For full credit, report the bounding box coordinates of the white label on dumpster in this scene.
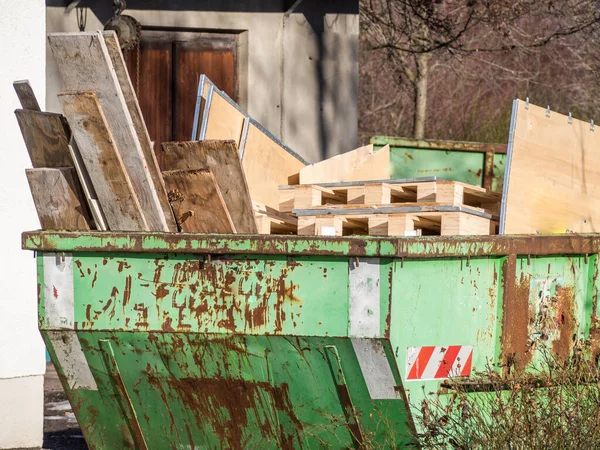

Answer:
[349,258,381,338]
[48,330,98,390]
[43,253,74,329]
[352,339,399,399]
[405,345,473,381]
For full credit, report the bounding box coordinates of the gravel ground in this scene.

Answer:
[42,363,88,450]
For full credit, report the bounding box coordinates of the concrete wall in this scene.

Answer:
[46,1,358,162]
[0,0,47,448]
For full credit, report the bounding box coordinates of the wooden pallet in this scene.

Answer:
[253,201,298,235]
[296,207,496,237]
[280,178,501,215]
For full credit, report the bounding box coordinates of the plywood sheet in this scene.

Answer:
[194,76,306,209]
[26,168,91,230]
[59,91,147,231]
[345,145,392,182]
[161,140,257,233]
[48,31,171,231]
[502,100,600,234]
[299,144,375,184]
[242,123,306,209]
[204,91,246,143]
[162,169,235,233]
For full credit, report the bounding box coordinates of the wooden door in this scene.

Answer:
[125,32,238,168]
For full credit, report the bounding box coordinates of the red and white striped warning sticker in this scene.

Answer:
[406,346,473,381]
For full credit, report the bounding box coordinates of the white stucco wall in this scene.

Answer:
[0,0,47,447]
[46,5,358,163]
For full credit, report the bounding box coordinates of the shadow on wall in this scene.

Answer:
[46,0,355,19]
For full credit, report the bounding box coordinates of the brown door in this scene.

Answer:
[125,31,238,168]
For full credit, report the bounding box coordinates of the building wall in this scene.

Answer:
[0,0,47,447]
[46,2,358,163]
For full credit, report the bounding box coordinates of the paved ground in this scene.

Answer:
[43,363,88,450]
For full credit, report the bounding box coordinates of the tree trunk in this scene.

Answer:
[412,54,430,139]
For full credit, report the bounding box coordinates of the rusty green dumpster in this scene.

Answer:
[23,231,600,449]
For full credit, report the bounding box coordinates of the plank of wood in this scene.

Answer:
[293,204,494,219]
[242,122,306,209]
[102,31,177,232]
[13,80,41,111]
[441,212,490,236]
[161,140,257,233]
[502,100,600,234]
[26,168,91,230]
[67,143,108,230]
[369,215,416,236]
[15,110,72,168]
[48,31,170,231]
[58,91,148,231]
[162,169,235,233]
[297,216,344,236]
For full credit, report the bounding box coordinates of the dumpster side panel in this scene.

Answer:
[69,253,349,336]
[389,257,502,415]
[45,332,416,449]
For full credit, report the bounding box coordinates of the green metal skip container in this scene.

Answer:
[23,231,600,449]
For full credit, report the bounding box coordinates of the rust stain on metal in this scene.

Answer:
[117,260,131,273]
[123,275,132,308]
[154,375,302,450]
[552,285,576,363]
[74,259,85,277]
[501,255,533,372]
[134,303,149,328]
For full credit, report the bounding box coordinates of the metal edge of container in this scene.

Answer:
[369,136,508,154]
[499,99,520,235]
[22,231,600,258]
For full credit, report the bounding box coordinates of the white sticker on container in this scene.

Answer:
[43,253,74,329]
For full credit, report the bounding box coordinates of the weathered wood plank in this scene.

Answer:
[102,31,177,231]
[67,143,108,230]
[162,169,235,233]
[26,168,91,230]
[161,140,257,233]
[13,80,41,111]
[14,110,72,168]
[58,90,148,231]
[48,31,170,231]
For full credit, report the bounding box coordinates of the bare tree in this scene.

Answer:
[361,0,600,139]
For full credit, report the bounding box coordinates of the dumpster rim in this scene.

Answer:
[21,230,600,258]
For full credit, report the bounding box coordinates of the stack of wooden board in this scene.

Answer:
[17,31,306,236]
[279,179,500,236]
